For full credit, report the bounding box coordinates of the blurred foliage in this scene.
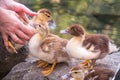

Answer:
[19,0,120,46]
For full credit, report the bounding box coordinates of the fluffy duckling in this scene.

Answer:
[7,8,55,53]
[60,24,118,68]
[61,63,115,80]
[28,8,70,76]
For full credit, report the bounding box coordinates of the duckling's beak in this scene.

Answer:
[60,29,69,34]
[61,73,72,80]
[48,19,56,30]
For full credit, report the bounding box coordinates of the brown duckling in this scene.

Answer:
[60,24,118,68]
[61,63,115,80]
[28,8,70,76]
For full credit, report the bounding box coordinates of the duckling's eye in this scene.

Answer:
[46,14,50,17]
[47,15,50,17]
[39,25,41,27]
[74,72,78,74]
[44,13,50,17]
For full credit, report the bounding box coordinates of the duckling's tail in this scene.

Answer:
[109,40,119,54]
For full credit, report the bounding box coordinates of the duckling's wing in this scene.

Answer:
[40,36,69,59]
[83,34,109,54]
[40,37,56,53]
[40,37,66,52]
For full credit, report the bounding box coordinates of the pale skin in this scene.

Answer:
[0,0,36,49]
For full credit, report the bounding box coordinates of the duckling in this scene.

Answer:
[6,8,54,53]
[61,63,115,80]
[60,24,118,68]
[28,8,70,76]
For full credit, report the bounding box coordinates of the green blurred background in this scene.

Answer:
[17,0,120,46]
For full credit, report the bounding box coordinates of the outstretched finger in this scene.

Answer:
[20,5,37,16]
[6,1,37,16]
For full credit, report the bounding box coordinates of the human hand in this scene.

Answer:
[0,0,36,23]
[0,8,35,49]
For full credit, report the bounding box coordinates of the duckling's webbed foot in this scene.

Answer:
[37,60,49,68]
[41,60,57,76]
[82,59,96,69]
[8,41,17,53]
[82,60,90,67]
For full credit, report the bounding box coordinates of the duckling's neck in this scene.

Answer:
[71,35,85,44]
[75,78,83,80]
[28,33,44,54]
[73,36,83,41]
[39,34,46,39]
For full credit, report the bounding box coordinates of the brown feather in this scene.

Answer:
[84,67,115,80]
[40,34,69,61]
[83,34,109,59]
[38,8,52,16]
[68,24,85,36]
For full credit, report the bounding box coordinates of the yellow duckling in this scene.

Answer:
[28,8,70,76]
[61,63,114,80]
[60,24,118,68]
